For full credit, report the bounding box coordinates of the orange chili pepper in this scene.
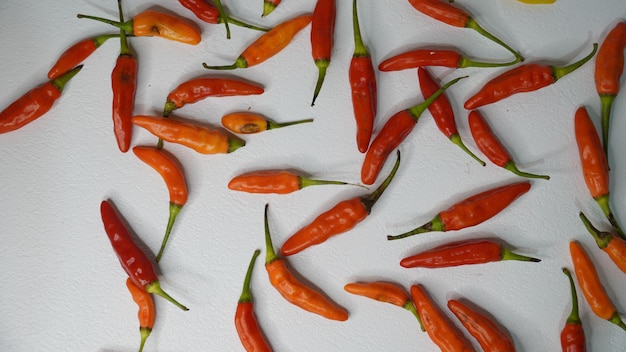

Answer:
[263,204,349,321]
[178,0,268,39]
[560,268,586,352]
[579,212,626,274]
[262,0,281,17]
[310,0,336,106]
[379,48,519,72]
[228,170,362,194]
[48,34,118,79]
[203,14,312,70]
[132,115,245,155]
[281,151,401,256]
[221,112,312,134]
[569,240,626,331]
[410,285,475,352]
[125,278,156,352]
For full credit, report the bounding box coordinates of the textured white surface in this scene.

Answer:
[1,0,626,351]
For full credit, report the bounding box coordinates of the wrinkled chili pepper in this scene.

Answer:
[400,239,540,268]
[410,285,475,352]
[468,109,550,180]
[0,65,81,134]
[100,200,189,311]
[407,0,523,62]
[263,204,349,321]
[465,44,597,110]
[360,75,466,185]
[262,0,281,17]
[310,0,336,106]
[235,249,272,352]
[579,212,626,274]
[569,240,626,331]
[178,0,269,39]
[379,48,519,72]
[132,115,245,154]
[350,0,377,153]
[228,170,363,194]
[48,34,118,79]
[281,151,401,256]
[574,106,624,238]
[388,181,531,240]
[203,14,312,70]
[561,268,586,352]
[221,112,312,134]
[133,146,188,263]
[125,278,155,352]
[418,67,484,166]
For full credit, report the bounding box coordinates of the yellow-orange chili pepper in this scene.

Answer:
[125,278,155,352]
[221,112,313,134]
[228,170,362,194]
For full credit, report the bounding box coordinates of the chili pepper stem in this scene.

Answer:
[240,249,261,302]
[155,203,183,263]
[262,3,277,17]
[387,216,445,240]
[501,247,541,262]
[563,268,582,325]
[465,17,523,62]
[264,204,279,264]
[458,55,520,68]
[608,313,626,331]
[594,194,626,239]
[449,134,485,166]
[403,300,426,332]
[311,60,329,106]
[408,76,468,119]
[51,65,83,91]
[139,327,151,352]
[352,0,368,57]
[361,150,401,212]
[214,0,232,39]
[600,94,615,159]
[268,118,314,130]
[552,43,598,81]
[76,14,132,34]
[228,137,246,153]
[144,281,189,311]
[503,161,550,180]
[219,17,269,32]
[300,176,366,190]
[203,57,248,70]
[579,211,612,248]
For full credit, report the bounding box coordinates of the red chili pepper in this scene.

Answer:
[360,76,466,185]
[560,268,586,352]
[464,44,597,110]
[447,299,516,352]
[579,212,626,274]
[388,181,531,240]
[0,65,81,134]
[418,67,484,166]
[178,0,269,39]
[235,249,272,352]
[379,48,519,72]
[262,0,281,17]
[350,0,377,153]
[221,112,312,134]
[228,169,362,194]
[125,278,155,352]
[310,0,336,106]
[407,0,522,62]
[48,34,117,79]
[100,200,188,311]
[400,239,540,268]
[281,151,401,256]
[468,110,550,179]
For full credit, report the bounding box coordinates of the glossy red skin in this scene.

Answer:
[311,0,336,62]
[448,299,516,352]
[111,54,137,153]
[0,82,62,134]
[574,106,609,198]
[166,78,264,109]
[379,49,460,71]
[178,0,220,24]
[235,303,272,352]
[350,56,377,153]
[468,110,510,167]
[561,324,586,352]
[400,239,503,268]
[418,67,457,138]
[48,38,97,79]
[408,0,469,27]
[595,22,626,96]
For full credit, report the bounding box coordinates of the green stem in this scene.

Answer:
[311,59,329,106]
[50,65,83,91]
[228,137,246,153]
[262,2,277,17]
[608,312,626,331]
[449,134,485,166]
[579,212,611,249]
[145,280,189,311]
[202,57,248,70]
[387,215,445,240]
[552,43,598,81]
[501,247,541,262]
[360,150,401,213]
[407,76,468,119]
[219,17,270,32]
[600,94,615,160]
[403,300,425,332]
[268,118,314,130]
[76,14,133,35]
[264,204,279,264]
[594,194,626,239]
[138,327,151,352]
[465,17,523,62]
[299,176,367,190]
[93,33,121,47]
[562,268,581,325]
[458,55,521,68]
[214,0,231,39]
[155,203,182,263]
[239,249,261,303]
[352,0,368,57]
[503,161,550,180]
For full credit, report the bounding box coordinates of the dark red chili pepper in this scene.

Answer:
[579,212,626,274]
[310,0,336,106]
[0,65,81,134]
[263,0,281,17]
[464,44,597,110]
[100,200,188,311]
[379,48,519,72]
[561,268,586,352]
[125,278,155,352]
[388,181,531,240]
[468,109,550,179]
[228,169,363,194]
[48,34,117,79]
[178,0,269,39]
[418,67,484,166]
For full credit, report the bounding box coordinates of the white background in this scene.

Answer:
[1,0,626,351]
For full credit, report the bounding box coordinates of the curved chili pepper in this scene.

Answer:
[595,21,626,158]
[468,110,550,179]
[410,285,475,352]
[418,67,484,165]
[400,239,540,268]
[574,106,624,238]
[132,115,245,154]
[281,151,401,256]
[465,44,597,110]
[235,249,272,352]
[132,146,188,263]
[221,112,312,134]
[228,170,363,194]
[560,268,586,352]
[360,75,466,185]
[407,0,522,61]
[48,34,117,79]
[310,0,336,106]
[350,0,377,153]
[0,65,81,134]
[262,0,281,17]
[388,181,531,240]
[379,48,519,72]
[178,0,269,39]
[447,299,515,352]
[100,200,188,311]
[263,204,349,321]
[579,212,626,274]
[203,14,312,70]
[125,278,155,352]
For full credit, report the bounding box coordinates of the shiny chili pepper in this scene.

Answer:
[360,75,466,185]
[203,14,312,70]
[465,44,597,110]
[48,34,118,79]
[569,240,626,331]
[125,278,155,352]
[178,0,269,39]
[100,200,188,311]
[132,115,245,155]
[418,67,484,166]
[388,181,531,240]
[560,268,586,352]
[310,0,336,106]
[235,249,272,352]
[221,112,312,134]
[379,48,519,72]
[281,151,401,256]
[262,0,281,17]
[350,0,377,153]
[579,212,626,274]
[574,106,624,238]
[400,239,540,268]
[410,285,475,352]
[0,65,81,134]
[133,146,188,263]
[447,299,515,352]
[407,0,522,61]
[468,109,550,179]
[228,170,362,194]
[263,204,349,321]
